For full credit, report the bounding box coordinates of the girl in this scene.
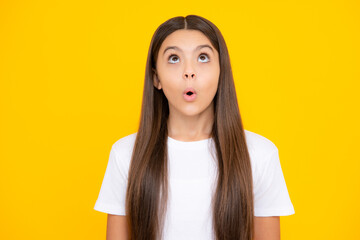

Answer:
[94,15,295,240]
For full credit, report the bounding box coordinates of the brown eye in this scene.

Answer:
[168,54,180,63]
[199,53,210,63]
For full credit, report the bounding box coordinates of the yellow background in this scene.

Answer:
[1,0,359,239]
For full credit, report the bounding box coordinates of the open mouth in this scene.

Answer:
[183,87,197,101]
[183,87,197,95]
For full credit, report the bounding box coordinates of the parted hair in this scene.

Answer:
[125,15,254,240]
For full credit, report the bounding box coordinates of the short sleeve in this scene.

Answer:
[253,148,295,216]
[94,146,127,215]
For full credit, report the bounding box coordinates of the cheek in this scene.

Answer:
[160,79,182,102]
[201,67,220,92]
[158,64,182,83]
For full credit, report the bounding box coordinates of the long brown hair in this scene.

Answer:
[125,15,254,240]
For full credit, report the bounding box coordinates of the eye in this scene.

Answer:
[168,54,180,64]
[167,52,211,64]
[198,53,210,63]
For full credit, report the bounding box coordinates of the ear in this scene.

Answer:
[152,68,162,90]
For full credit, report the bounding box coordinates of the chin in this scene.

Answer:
[181,106,208,117]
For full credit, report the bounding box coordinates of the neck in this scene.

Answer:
[167,102,214,142]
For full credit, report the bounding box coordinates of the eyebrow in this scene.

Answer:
[163,44,214,56]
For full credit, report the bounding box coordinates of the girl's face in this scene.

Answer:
[153,29,220,118]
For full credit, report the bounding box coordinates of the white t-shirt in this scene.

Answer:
[94,129,295,239]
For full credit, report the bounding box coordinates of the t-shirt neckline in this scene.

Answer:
[167,135,212,150]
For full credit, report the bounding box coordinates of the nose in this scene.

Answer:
[183,59,196,80]
[183,72,196,79]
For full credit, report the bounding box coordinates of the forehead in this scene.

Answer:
[160,29,214,51]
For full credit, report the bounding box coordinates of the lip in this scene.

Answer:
[183,87,197,95]
[183,87,197,102]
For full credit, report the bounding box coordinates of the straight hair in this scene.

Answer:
[125,15,254,240]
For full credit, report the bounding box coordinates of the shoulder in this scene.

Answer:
[111,132,137,154]
[110,132,138,168]
[244,129,278,165]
